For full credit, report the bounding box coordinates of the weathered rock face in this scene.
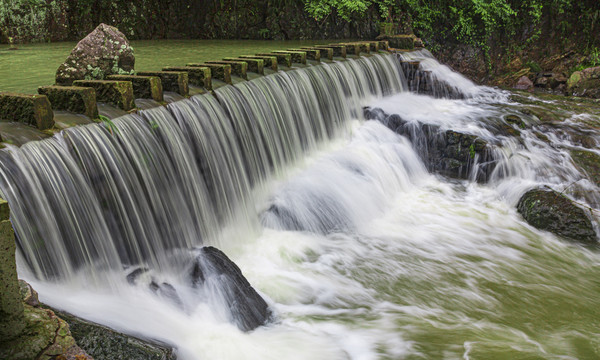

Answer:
[190,246,271,332]
[517,188,597,245]
[56,23,135,85]
[567,66,600,98]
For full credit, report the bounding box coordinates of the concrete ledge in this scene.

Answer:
[289,48,320,62]
[273,50,307,65]
[256,53,292,68]
[107,75,164,102]
[320,45,346,58]
[356,43,371,54]
[72,80,135,111]
[137,71,189,97]
[187,63,232,84]
[303,47,333,60]
[206,61,248,80]
[336,43,360,56]
[0,93,54,130]
[223,58,264,75]
[380,35,414,50]
[238,55,278,71]
[360,41,379,52]
[377,40,389,51]
[38,86,98,119]
[162,67,211,90]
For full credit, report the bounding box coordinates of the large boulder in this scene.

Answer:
[517,188,597,245]
[189,246,271,332]
[56,23,135,85]
[567,66,600,98]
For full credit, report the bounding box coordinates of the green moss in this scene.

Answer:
[0,93,55,130]
[38,86,99,119]
[72,80,135,111]
[571,150,600,187]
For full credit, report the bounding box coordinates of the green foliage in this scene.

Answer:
[526,61,542,73]
[99,115,118,135]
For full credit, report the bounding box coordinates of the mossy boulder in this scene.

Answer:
[187,63,232,84]
[517,188,597,244]
[238,55,278,71]
[571,149,600,187]
[273,50,307,64]
[53,310,176,360]
[567,66,600,98]
[206,60,248,80]
[56,23,135,85]
[0,92,54,130]
[137,71,189,96]
[223,57,264,75]
[38,85,99,119]
[107,75,164,101]
[163,66,212,90]
[256,52,292,67]
[72,80,135,111]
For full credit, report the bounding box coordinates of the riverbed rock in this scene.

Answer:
[56,23,135,85]
[189,246,271,332]
[571,149,600,187]
[53,310,176,360]
[567,66,600,98]
[517,188,597,245]
[514,75,534,91]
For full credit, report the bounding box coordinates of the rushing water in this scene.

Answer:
[3,51,600,359]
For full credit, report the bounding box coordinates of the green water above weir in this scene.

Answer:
[0,39,334,94]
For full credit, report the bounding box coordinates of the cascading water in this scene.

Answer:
[2,52,600,360]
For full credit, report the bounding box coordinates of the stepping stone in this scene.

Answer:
[187,63,232,84]
[137,71,189,97]
[238,55,278,71]
[38,85,98,119]
[205,61,248,80]
[107,75,163,102]
[0,92,54,130]
[72,80,135,111]
[288,48,320,62]
[223,57,264,75]
[162,66,211,90]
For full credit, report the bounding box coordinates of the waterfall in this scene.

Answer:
[0,54,405,281]
[2,50,599,360]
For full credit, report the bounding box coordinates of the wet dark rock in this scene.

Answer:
[53,310,176,360]
[365,108,497,182]
[189,246,271,332]
[517,188,597,245]
[126,267,149,285]
[571,149,600,187]
[56,23,135,85]
[150,281,184,309]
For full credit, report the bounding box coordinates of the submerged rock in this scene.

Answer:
[54,310,176,360]
[56,23,135,85]
[190,246,271,332]
[517,188,597,245]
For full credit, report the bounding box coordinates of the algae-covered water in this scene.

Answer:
[0,39,333,94]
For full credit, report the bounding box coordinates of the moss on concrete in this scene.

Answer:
[72,80,135,111]
[206,60,248,80]
[238,55,278,71]
[223,57,264,75]
[137,71,189,96]
[302,46,333,60]
[289,48,320,62]
[187,63,232,84]
[38,85,99,119]
[377,40,390,51]
[320,45,347,58]
[336,43,360,55]
[107,75,164,101]
[0,213,25,344]
[0,93,55,130]
[273,50,307,64]
[381,35,415,50]
[256,52,292,67]
[163,66,212,90]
